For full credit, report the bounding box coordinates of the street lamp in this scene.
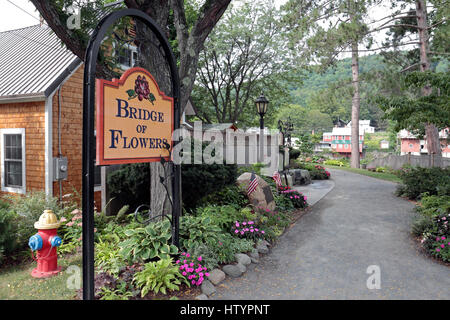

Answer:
[255,93,269,163]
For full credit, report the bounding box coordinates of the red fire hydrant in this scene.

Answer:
[28,210,62,278]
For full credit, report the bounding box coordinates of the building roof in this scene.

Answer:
[0,25,81,101]
[0,1,125,102]
[331,127,352,136]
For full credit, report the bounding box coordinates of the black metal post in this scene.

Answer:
[82,8,181,300]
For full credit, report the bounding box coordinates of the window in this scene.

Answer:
[409,144,413,148]
[344,144,348,149]
[114,43,138,69]
[1,128,26,194]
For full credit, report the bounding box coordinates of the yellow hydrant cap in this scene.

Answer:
[34,210,61,230]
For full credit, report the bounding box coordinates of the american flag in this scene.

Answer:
[273,171,282,187]
[247,172,259,195]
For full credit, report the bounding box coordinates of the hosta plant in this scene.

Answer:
[118,219,178,263]
[133,258,189,297]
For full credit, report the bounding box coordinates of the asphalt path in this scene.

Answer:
[213,168,449,299]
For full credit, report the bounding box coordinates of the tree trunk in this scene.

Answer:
[350,40,360,169]
[415,0,442,165]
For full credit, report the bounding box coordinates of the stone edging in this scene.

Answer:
[195,240,271,300]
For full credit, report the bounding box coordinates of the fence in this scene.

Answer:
[367,153,450,170]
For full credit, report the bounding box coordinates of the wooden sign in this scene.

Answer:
[96,67,174,165]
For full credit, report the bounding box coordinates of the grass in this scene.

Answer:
[0,253,82,300]
[325,165,402,183]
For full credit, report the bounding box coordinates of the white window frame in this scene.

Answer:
[113,42,138,70]
[1,128,26,194]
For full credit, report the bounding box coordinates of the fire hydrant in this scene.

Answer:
[28,210,62,278]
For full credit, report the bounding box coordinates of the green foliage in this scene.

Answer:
[95,239,127,277]
[324,159,346,167]
[196,185,248,210]
[181,141,238,210]
[0,207,17,265]
[377,71,450,136]
[179,215,222,250]
[133,258,189,297]
[194,205,248,233]
[118,219,178,263]
[213,233,255,264]
[6,192,72,250]
[107,163,150,212]
[396,166,450,200]
[184,242,219,271]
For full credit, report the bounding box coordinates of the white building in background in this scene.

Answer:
[346,120,375,134]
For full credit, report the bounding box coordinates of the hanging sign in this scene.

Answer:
[96,67,174,165]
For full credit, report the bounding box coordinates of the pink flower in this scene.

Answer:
[235,230,239,234]
[205,273,209,277]
[261,230,265,234]
[441,244,445,248]
[182,271,187,276]
[189,262,194,267]
[66,221,74,227]
[436,248,441,252]
[181,252,186,256]
[186,253,190,258]
[77,222,82,227]
[442,236,446,240]
[176,260,180,264]
[60,217,67,222]
[183,260,187,264]
[198,256,202,261]
[304,196,307,201]
[235,222,240,227]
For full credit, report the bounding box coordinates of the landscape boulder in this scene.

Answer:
[236,172,276,211]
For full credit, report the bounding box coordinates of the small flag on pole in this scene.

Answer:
[247,172,259,195]
[273,171,282,187]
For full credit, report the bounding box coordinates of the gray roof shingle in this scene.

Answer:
[0,24,81,100]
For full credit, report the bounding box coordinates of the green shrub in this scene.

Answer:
[6,192,66,249]
[107,163,150,212]
[0,208,18,265]
[182,162,238,210]
[179,215,222,250]
[133,258,188,296]
[118,219,178,263]
[196,185,247,209]
[289,148,301,160]
[95,239,127,276]
[237,163,266,176]
[184,242,219,271]
[324,159,345,167]
[396,167,450,200]
[212,233,254,264]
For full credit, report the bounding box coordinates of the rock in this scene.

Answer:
[207,268,226,285]
[292,169,311,185]
[236,172,276,211]
[236,263,246,273]
[235,253,251,266]
[222,264,243,278]
[256,242,269,254]
[201,280,216,296]
[249,250,259,263]
[195,294,209,300]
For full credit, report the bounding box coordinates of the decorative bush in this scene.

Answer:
[212,233,254,264]
[278,185,308,208]
[176,252,210,286]
[194,205,251,233]
[133,258,188,296]
[107,163,150,212]
[231,220,265,240]
[396,166,450,200]
[324,159,345,167]
[196,185,248,209]
[95,239,127,277]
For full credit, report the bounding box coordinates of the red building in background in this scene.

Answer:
[398,129,450,158]
[322,127,364,157]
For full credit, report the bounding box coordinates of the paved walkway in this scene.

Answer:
[213,169,449,299]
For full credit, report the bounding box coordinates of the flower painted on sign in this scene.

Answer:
[126,75,156,104]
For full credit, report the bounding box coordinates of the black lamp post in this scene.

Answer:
[255,93,269,163]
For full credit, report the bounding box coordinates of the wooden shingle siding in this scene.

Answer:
[0,101,46,194]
